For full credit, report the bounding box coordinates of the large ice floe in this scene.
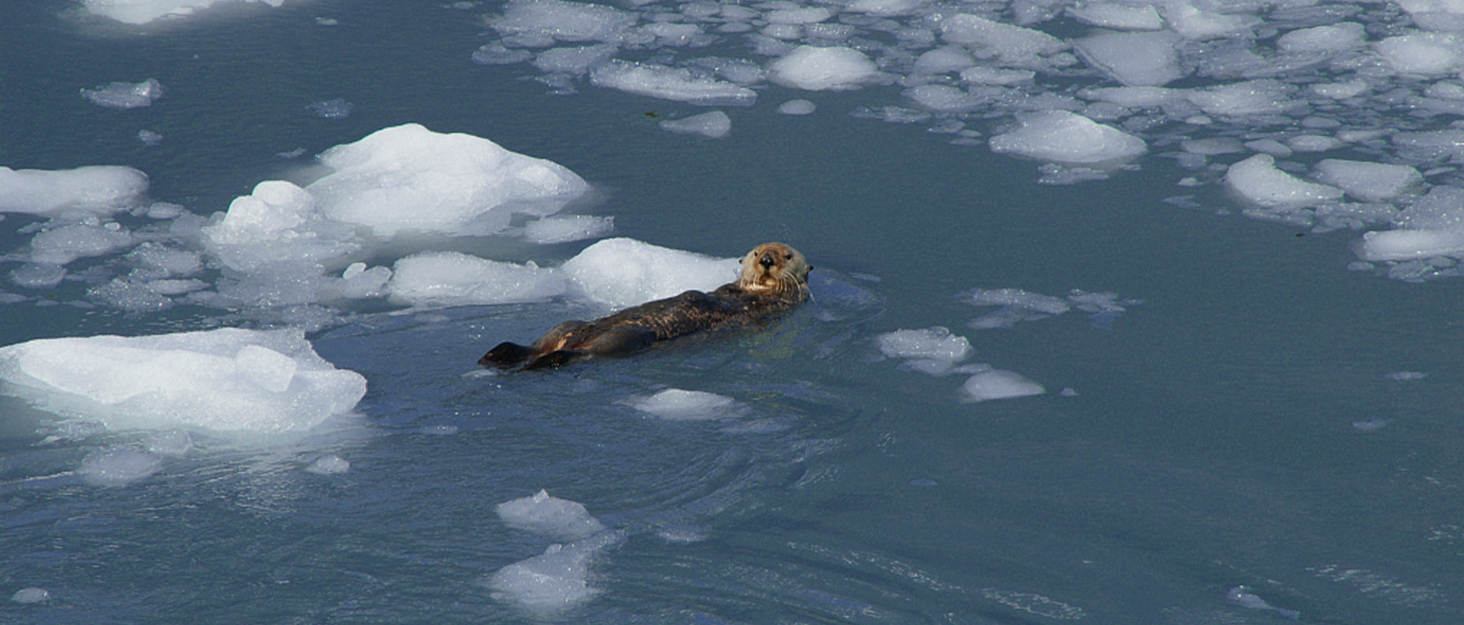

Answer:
[0,328,366,433]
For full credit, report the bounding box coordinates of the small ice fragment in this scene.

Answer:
[496,489,607,540]
[625,388,737,421]
[769,45,880,91]
[79,448,163,486]
[522,215,614,244]
[876,327,971,375]
[1351,417,1392,431]
[137,129,163,145]
[81,78,164,109]
[772,98,819,114]
[1385,371,1426,381]
[306,98,353,119]
[1226,585,1300,619]
[659,111,731,138]
[144,430,192,456]
[11,587,49,604]
[961,370,1045,402]
[306,455,350,474]
[989,111,1146,165]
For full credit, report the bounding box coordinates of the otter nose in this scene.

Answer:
[759,253,776,269]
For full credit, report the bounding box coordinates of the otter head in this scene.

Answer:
[736,242,811,294]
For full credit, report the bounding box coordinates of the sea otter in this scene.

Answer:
[479,242,812,370]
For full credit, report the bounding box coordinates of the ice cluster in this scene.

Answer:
[876,326,1046,402]
[0,124,685,324]
[959,287,1141,330]
[491,490,622,614]
[0,328,367,433]
[452,0,1464,280]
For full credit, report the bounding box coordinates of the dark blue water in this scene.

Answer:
[2,1,1462,623]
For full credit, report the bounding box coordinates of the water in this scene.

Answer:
[3,0,1464,623]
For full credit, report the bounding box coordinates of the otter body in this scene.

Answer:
[480,242,811,371]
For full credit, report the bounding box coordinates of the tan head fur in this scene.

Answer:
[736,242,811,294]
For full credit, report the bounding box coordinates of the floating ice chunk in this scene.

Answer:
[659,111,732,138]
[28,222,133,266]
[1067,1,1163,30]
[938,14,1066,67]
[640,22,702,46]
[1185,79,1296,117]
[1313,160,1422,202]
[307,124,590,236]
[1397,186,1464,229]
[523,215,614,244]
[10,264,66,289]
[0,166,149,216]
[1352,416,1392,431]
[0,328,367,433]
[844,0,926,16]
[1079,86,1177,107]
[625,388,737,420]
[559,238,739,309]
[1182,137,1245,155]
[387,252,566,307]
[489,532,621,614]
[961,288,1072,314]
[1074,31,1181,87]
[1162,2,1256,40]
[144,430,193,456]
[493,0,636,42]
[1286,135,1342,153]
[989,111,1146,165]
[961,370,1045,402]
[1358,229,1464,261]
[1226,585,1301,619]
[1376,33,1461,76]
[1310,80,1369,99]
[11,587,49,604]
[906,84,983,112]
[137,129,163,145]
[1278,23,1365,54]
[960,66,1036,85]
[1386,371,1427,380]
[777,99,816,114]
[306,98,353,119]
[82,0,288,24]
[1225,154,1343,208]
[497,489,608,540]
[202,180,361,275]
[767,7,834,23]
[81,78,163,109]
[78,448,163,486]
[877,327,971,375]
[769,46,880,91]
[472,43,534,65]
[533,44,617,74]
[590,60,757,105]
[913,46,976,74]
[306,454,350,474]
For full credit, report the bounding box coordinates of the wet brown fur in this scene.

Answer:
[479,242,812,370]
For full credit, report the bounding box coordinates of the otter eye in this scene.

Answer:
[784,253,792,259]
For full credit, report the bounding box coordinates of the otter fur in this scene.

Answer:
[479,242,811,370]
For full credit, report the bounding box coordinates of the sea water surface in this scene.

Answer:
[2,0,1463,623]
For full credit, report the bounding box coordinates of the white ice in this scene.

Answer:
[78,447,163,486]
[306,454,350,474]
[590,60,757,105]
[81,78,164,109]
[559,238,738,309]
[497,489,608,539]
[522,215,614,244]
[769,46,881,91]
[962,370,1045,402]
[489,530,622,615]
[876,327,972,375]
[0,166,149,216]
[10,588,49,604]
[938,14,1067,67]
[625,388,738,421]
[988,111,1146,165]
[307,124,590,236]
[1072,31,1181,87]
[1358,229,1464,261]
[1225,154,1344,209]
[777,99,816,115]
[1312,160,1422,203]
[0,328,366,433]
[659,111,732,138]
[387,251,566,307]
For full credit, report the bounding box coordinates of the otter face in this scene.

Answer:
[737,242,811,293]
